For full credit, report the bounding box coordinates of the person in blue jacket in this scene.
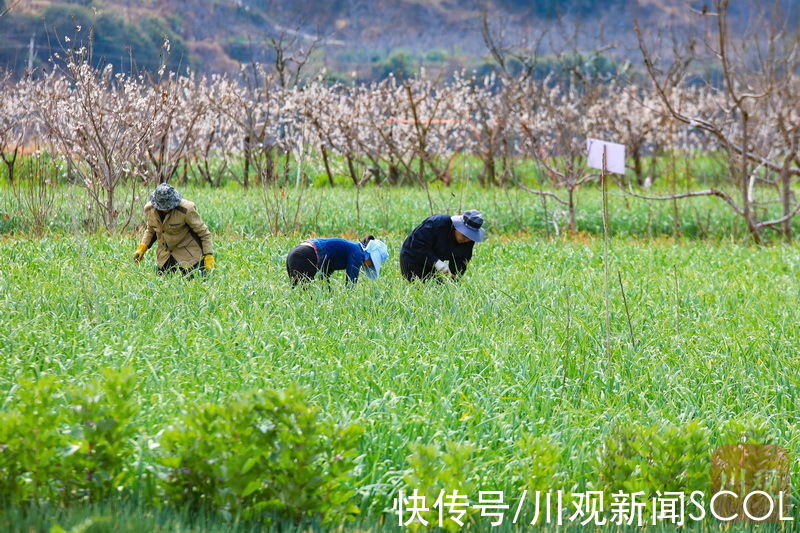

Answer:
[286,235,389,286]
[399,209,486,281]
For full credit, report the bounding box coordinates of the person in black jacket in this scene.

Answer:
[399,209,486,281]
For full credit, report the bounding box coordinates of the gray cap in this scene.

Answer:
[150,183,182,211]
[451,209,486,242]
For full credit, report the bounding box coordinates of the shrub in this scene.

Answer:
[507,434,563,493]
[158,387,362,525]
[10,155,58,235]
[61,368,138,503]
[0,369,137,506]
[596,419,710,495]
[0,377,65,506]
[713,416,786,501]
[402,441,477,531]
[372,49,416,81]
[718,415,776,445]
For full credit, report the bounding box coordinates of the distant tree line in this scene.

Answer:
[494,0,628,18]
[0,3,189,74]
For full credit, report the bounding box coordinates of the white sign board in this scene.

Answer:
[587,138,626,175]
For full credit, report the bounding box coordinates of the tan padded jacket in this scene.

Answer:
[140,199,214,267]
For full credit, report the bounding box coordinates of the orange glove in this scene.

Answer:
[203,254,215,271]
[133,243,148,263]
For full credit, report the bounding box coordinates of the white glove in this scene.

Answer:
[434,259,451,275]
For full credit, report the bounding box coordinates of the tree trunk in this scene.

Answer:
[105,183,115,231]
[568,187,576,233]
[739,117,761,243]
[649,148,659,186]
[320,146,335,187]
[2,146,18,184]
[781,161,792,241]
[632,145,643,186]
[346,155,359,187]
[242,135,251,188]
[483,153,495,187]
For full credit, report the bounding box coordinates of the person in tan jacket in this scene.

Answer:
[133,183,215,275]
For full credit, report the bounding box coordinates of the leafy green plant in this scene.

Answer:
[62,368,138,503]
[0,376,65,506]
[0,370,138,507]
[507,434,563,493]
[402,441,477,531]
[596,420,711,495]
[713,416,786,500]
[718,416,775,445]
[158,387,362,525]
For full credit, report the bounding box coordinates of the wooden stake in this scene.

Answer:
[602,146,611,362]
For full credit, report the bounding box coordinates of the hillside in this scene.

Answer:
[0,0,794,79]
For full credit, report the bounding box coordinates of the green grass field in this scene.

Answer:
[0,181,783,239]
[1,185,799,530]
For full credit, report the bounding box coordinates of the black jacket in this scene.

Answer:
[400,214,474,277]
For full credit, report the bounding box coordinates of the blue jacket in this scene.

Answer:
[309,238,368,282]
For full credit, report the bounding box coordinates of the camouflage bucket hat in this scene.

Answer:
[150,183,182,211]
